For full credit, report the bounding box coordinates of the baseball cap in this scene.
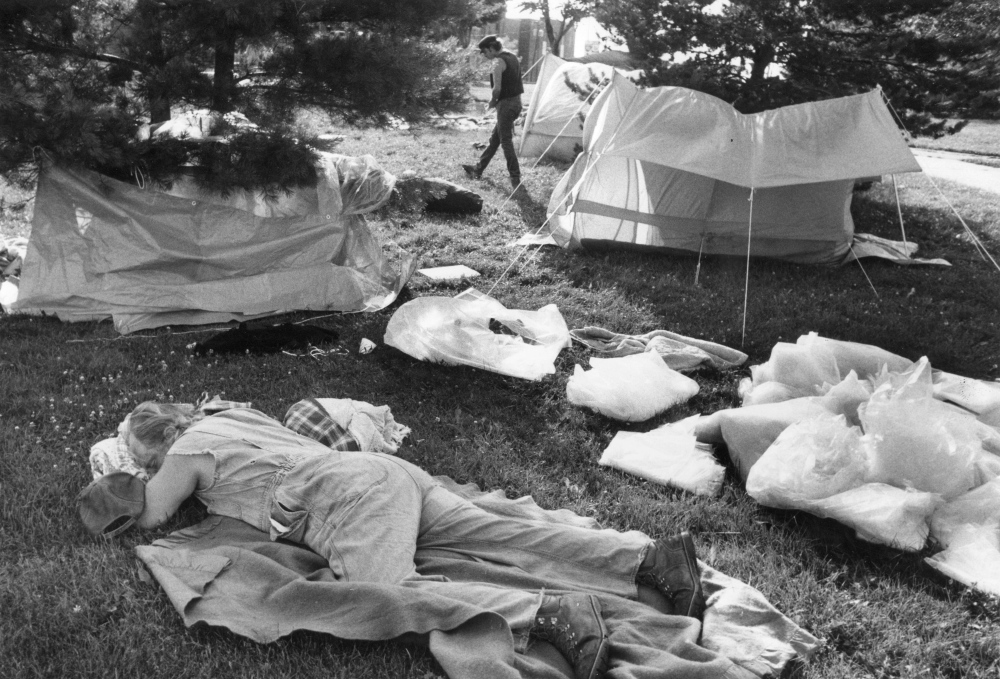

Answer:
[77,471,146,538]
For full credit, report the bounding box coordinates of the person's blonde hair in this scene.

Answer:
[127,402,203,449]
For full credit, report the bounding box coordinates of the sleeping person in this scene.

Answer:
[120,401,706,679]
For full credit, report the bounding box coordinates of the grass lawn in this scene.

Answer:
[909,119,1000,158]
[2,114,1000,679]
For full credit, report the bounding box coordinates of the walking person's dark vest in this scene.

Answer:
[491,51,524,100]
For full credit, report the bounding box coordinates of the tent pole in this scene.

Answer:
[741,188,755,348]
[891,174,908,247]
[694,234,705,286]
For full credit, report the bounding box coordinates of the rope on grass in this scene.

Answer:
[64,325,234,343]
[485,149,607,297]
[847,243,881,299]
[486,78,634,298]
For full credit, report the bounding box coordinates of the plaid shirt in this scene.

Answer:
[283,398,360,452]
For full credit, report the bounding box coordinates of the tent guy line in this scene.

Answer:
[881,94,1000,272]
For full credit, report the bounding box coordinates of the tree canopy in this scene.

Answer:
[0,0,487,192]
[592,0,1000,137]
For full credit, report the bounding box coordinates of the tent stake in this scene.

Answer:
[891,174,908,247]
[741,188,755,348]
[694,234,705,286]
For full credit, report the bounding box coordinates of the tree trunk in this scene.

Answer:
[212,32,237,113]
[748,41,775,87]
[739,41,776,110]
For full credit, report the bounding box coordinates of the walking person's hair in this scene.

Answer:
[477,35,502,52]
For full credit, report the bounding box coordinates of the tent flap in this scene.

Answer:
[16,153,413,332]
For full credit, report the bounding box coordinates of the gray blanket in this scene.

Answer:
[136,479,817,679]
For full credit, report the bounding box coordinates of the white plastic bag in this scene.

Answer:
[807,483,942,552]
[749,341,840,393]
[566,351,699,422]
[924,530,1000,597]
[383,288,570,381]
[924,479,1000,596]
[715,397,831,481]
[600,425,725,496]
[746,413,867,507]
[860,357,980,500]
[929,478,1000,549]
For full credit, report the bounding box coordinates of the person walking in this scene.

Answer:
[463,35,524,190]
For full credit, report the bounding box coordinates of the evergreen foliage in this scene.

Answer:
[592,0,1000,136]
[0,0,482,193]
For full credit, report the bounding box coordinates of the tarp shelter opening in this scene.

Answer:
[545,74,926,265]
[14,152,415,334]
[519,54,640,163]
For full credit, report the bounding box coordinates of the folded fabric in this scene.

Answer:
[599,425,725,496]
[285,397,410,454]
[570,326,748,372]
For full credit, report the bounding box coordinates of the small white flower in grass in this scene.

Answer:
[73,605,82,613]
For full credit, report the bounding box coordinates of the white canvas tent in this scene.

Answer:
[519,53,639,162]
[14,152,415,333]
[544,73,925,265]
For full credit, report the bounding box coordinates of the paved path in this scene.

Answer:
[911,148,1000,196]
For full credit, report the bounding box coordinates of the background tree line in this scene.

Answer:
[2,0,997,195]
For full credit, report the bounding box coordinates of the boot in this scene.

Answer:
[510,175,522,190]
[531,593,610,679]
[636,531,705,620]
[462,163,482,179]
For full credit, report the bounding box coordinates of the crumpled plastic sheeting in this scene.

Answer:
[745,332,1000,426]
[924,479,1000,596]
[746,414,868,506]
[16,153,412,333]
[860,358,980,500]
[804,484,943,552]
[599,422,725,496]
[569,326,748,372]
[383,288,571,381]
[708,398,831,482]
[727,332,1000,571]
[567,351,700,422]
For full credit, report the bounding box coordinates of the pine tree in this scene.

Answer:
[593,0,1000,136]
[0,0,481,193]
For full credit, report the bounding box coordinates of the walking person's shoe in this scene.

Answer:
[462,163,482,179]
[510,175,523,191]
[531,593,610,679]
[636,531,705,620]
